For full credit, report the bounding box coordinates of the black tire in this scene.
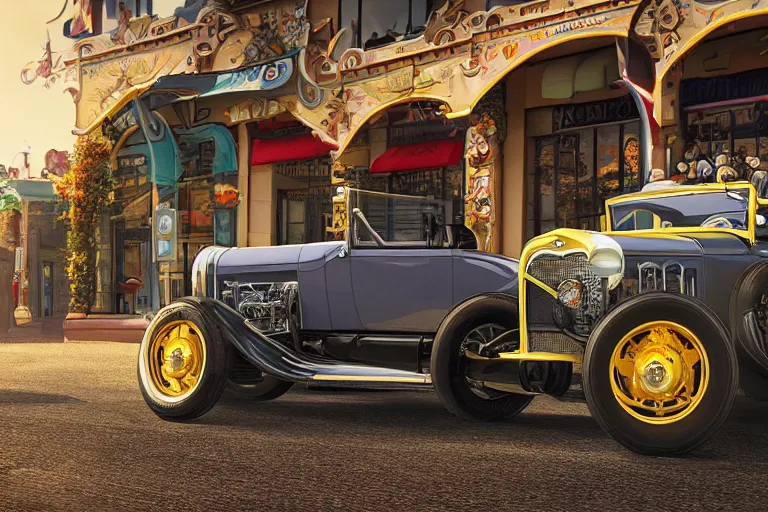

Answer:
[739,365,768,401]
[732,264,768,373]
[138,301,233,421]
[226,354,294,401]
[583,292,738,456]
[431,294,533,421]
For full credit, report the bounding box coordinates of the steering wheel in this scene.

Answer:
[700,214,742,229]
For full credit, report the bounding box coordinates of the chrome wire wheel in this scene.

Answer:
[461,323,509,356]
[147,320,207,399]
[610,321,709,425]
[460,323,513,399]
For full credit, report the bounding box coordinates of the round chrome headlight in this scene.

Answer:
[557,279,583,309]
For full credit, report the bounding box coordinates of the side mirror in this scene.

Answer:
[661,221,673,228]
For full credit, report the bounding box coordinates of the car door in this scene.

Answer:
[349,247,454,332]
[323,244,365,332]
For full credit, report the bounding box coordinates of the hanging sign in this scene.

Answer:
[155,207,178,262]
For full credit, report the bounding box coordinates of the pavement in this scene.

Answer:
[1,342,768,512]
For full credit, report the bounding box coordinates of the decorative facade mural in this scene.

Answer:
[328,161,349,241]
[464,85,505,253]
[24,0,310,133]
[42,150,71,178]
[295,0,644,156]
[633,0,768,123]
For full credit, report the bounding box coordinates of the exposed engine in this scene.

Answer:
[221,281,299,335]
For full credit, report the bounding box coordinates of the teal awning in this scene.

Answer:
[176,125,237,175]
[8,179,57,202]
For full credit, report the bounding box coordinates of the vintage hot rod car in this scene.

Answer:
[139,184,768,456]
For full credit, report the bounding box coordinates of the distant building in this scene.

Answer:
[0,179,68,334]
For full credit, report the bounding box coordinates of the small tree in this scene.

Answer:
[54,135,114,314]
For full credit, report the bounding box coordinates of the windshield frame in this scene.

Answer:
[604,184,757,243]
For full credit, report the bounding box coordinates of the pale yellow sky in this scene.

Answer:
[0,0,180,176]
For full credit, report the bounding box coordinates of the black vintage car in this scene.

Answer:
[138,184,768,456]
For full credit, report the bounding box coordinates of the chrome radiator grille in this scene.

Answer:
[528,332,584,355]
[527,253,593,289]
[526,253,604,338]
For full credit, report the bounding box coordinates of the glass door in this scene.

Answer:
[42,262,53,317]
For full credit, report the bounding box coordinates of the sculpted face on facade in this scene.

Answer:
[20,0,768,256]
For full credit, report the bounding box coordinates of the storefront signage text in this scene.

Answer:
[680,69,768,108]
[275,158,332,179]
[543,15,608,38]
[553,95,639,132]
[284,186,333,200]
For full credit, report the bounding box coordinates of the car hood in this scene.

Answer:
[607,232,750,257]
[216,241,346,275]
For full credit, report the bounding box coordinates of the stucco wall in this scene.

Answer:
[1,4,77,176]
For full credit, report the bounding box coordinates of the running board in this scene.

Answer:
[178,297,432,386]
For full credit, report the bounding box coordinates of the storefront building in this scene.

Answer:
[23,0,768,325]
[0,180,69,332]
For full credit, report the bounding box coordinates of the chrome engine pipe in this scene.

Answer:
[177,297,432,385]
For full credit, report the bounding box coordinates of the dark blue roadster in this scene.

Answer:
[138,183,768,456]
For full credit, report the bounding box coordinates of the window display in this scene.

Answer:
[530,119,641,238]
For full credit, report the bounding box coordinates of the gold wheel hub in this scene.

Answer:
[148,320,206,398]
[610,322,709,424]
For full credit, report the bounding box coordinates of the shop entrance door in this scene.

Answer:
[278,191,333,245]
[42,262,53,317]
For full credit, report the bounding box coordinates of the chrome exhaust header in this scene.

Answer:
[177,297,432,386]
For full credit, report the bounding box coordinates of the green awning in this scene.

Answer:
[8,179,57,202]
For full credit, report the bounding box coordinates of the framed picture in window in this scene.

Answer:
[214,210,236,247]
[190,187,213,230]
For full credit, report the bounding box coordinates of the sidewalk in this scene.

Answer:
[0,316,65,343]
[63,314,149,343]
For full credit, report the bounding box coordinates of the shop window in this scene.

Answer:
[534,139,557,235]
[682,104,768,174]
[283,199,307,245]
[597,126,620,208]
[623,122,640,192]
[340,0,436,49]
[530,120,641,238]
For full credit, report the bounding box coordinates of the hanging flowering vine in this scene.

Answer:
[53,135,114,314]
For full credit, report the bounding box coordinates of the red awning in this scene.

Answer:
[370,139,464,174]
[251,134,337,165]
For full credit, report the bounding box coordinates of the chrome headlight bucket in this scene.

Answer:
[588,234,624,290]
[191,246,229,298]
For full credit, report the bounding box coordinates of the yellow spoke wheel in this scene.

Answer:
[148,320,207,398]
[609,321,709,425]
